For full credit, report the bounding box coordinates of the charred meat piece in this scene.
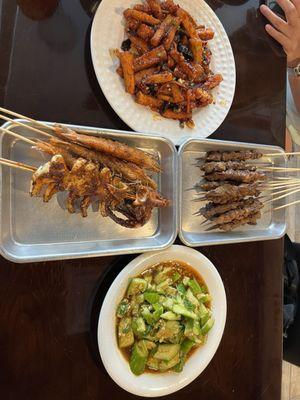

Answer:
[204,183,261,204]
[198,180,238,191]
[209,199,263,225]
[206,150,263,162]
[199,197,257,219]
[217,211,262,231]
[204,169,266,183]
[200,161,257,174]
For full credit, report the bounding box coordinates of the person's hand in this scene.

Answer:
[260,0,300,67]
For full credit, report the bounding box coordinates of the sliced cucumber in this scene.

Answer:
[129,341,148,375]
[160,311,181,321]
[173,304,198,320]
[159,352,180,371]
[127,278,148,296]
[153,344,180,361]
[118,317,134,348]
[201,317,214,335]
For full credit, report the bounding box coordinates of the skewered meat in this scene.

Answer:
[197,180,238,191]
[35,141,77,168]
[208,199,263,225]
[54,125,160,172]
[203,183,261,204]
[200,161,256,174]
[199,197,257,219]
[205,150,263,162]
[217,211,262,231]
[205,169,266,183]
[195,149,265,232]
[47,137,158,190]
[30,155,168,226]
[105,187,168,228]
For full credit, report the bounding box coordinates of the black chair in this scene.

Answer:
[283,236,300,367]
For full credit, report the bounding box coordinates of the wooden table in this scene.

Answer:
[0,0,286,399]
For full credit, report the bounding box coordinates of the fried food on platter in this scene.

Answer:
[115,0,222,128]
[53,125,160,172]
[47,138,158,190]
[30,154,169,226]
[119,51,135,95]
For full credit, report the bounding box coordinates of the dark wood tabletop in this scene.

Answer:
[0,0,286,399]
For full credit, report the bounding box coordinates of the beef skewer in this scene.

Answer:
[205,150,263,162]
[204,169,266,183]
[195,183,261,204]
[200,161,257,174]
[206,211,262,232]
[197,197,258,219]
[195,180,242,192]
[206,199,263,225]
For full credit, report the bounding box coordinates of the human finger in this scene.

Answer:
[290,0,300,16]
[265,23,291,49]
[260,5,289,33]
[276,0,298,24]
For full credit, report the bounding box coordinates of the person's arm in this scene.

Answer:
[289,68,300,113]
[260,0,300,111]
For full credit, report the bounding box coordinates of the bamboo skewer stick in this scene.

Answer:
[0,107,55,132]
[263,183,300,191]
[264,182,300,189]
[260,166,300,171]
[274,199,300,211]
[265,152,300,157]
[0,157,37,172]
[264,186,300,205]
[270,177,300,181]
[0,126,36,145]
[267,179,300,186]
[268,185,300,197]
[0,114,52,138]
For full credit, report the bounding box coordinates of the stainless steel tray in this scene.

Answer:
[178,138,287,247]
[0,121,177,262]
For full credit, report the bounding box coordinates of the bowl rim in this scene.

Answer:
[97,245,227,397]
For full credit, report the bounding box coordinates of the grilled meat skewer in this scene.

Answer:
[208,200,263,225]
[205,169,266,183]
[197,180,239,191]
[200,161,257,174]
[199,197,258,219]
[217,211,262,231]
[203,183,261,204]
[205,150,263,162]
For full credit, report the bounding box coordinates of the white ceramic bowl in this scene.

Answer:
[98,245,227,397]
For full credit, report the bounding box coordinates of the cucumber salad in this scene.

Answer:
[116,260,214,375]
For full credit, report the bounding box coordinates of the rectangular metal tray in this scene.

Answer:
[0,121,177,262]
[178,138,287,247]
